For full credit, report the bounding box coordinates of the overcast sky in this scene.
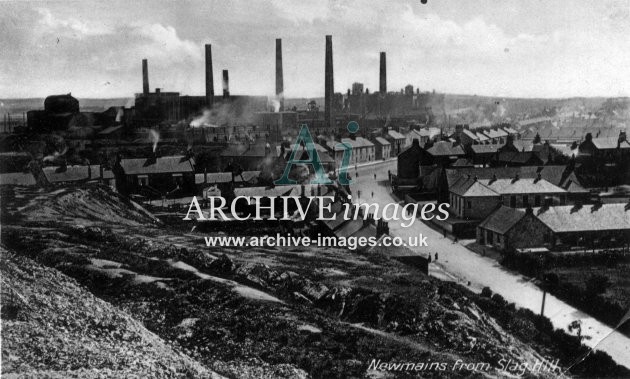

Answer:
[1,0,629,99]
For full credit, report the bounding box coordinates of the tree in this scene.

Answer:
[533,133,541,144]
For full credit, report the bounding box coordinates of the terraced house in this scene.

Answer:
[449,173,567,220]
[478,202,630,252]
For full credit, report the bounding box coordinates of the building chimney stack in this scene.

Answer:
[276,38,284,111]
[142,59,149,95]
[379,52,386,95]
[205,44,214,107]
[324,35,334,129]
[222,70,229,99]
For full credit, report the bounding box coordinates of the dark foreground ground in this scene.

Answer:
[1,184,628,378]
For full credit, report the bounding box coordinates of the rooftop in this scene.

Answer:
[478,206,527,234]
[533,203,630,233]
[119,156,194,175]
[42,165,101,183]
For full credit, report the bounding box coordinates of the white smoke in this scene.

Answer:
[115,107,124,123]
[190,109,218,128]
[269,92,283,112]
[149,129,160,153]
[270,99,281,113]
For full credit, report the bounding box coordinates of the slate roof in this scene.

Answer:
[452,158,474,167]
[478,206,527,234]
[341,137,374,148]
[195,170,261,185]
[481,178,565,195]
[336,219,365,239]
[591,137,630,150]
[426,141,465,157]
[462,129,479,140]
[451,175,566,197]
[375,137,390,146]
[475,132,490,142]
[387,130,406,140]
[119,156,194,175]
[533,203,630,233]
[495,128,509,137]
[445,165,588,194]
[42,165,102,183]
[497,151,542,164]
[0,172,37,186]
[471,144,502,154]
[484,129,502,139]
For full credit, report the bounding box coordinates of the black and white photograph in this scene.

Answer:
[1,0,629,377]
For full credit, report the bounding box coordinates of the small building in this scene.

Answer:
[42,165,102,185]
[397,139,422,181]
[0,172,37,186]
[425,141,465,167]
[438,165,587,204]
[449,174,567,220]
[469,144,502,166]
[386,130,407,156]
[478,202,630,252]
[326,137,375,165]
[477,206,548,252]
[578,132,630,162]
[373,137,391,160]
[114,155,196,197]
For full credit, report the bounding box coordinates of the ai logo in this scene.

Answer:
[274,121,360,186]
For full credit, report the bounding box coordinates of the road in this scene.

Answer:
[348,159,630,370]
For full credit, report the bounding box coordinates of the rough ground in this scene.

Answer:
[1,184,627,378]
[1,249,223,378]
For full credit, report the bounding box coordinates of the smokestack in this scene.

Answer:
[222,70,229,99]
[379,52,386,95]
[205,44,214,107]
[276,38,284,111]
[142,59,149,95]
[324,35,334,129]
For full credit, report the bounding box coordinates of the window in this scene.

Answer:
[467,201,472,209]
[534,195,541,207]
[510,195,516,207]
[523,195,529,207]
[138,175,148,186]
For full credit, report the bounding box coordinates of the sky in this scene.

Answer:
[1,0,629,99]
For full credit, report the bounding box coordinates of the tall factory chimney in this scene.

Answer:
[324,35,334,129]
[222,70,230,99]
[205,44,214,107]
[275,38,284,111]
[142,59,149,95]
[379,52,386,95]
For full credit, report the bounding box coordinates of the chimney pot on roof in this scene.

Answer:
[512,173,519,183]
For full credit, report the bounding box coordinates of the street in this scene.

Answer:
[349,158,630,369]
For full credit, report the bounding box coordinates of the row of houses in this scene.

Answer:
[477,202,630,252]
[0,164,115,188]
